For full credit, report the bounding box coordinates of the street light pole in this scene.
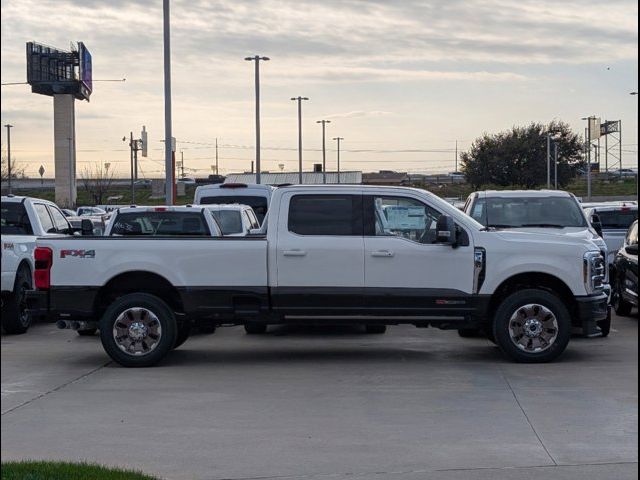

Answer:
[245,55,269,184]
[4,124,13,194]
[316,120,331,184]
[333,136,344,184]
[291,96,308,184]
[546,133,551,189]
[163,0,174,205]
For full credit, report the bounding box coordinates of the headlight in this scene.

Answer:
[583,251,606,294]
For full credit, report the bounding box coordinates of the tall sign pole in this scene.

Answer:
[554,143,558,190]
[546,133,551,189]
[4,124,13,194]
[291,96,309,184]
[163,0,174,204]
[333,136,344,184]
[316,120,331,184]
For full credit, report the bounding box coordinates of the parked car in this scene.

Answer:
[194,183,274,224]
[177,177,197,185]
[610,220,638,317]
[200,204,260,236]
[61,208,77,217]
[613,168,638,178]
[134,179,152,187]
[1,195,75,334]
[76,206,107,217]
[28,185,609,367]
[583,202,638,264]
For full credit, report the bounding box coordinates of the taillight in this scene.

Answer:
[34,247,53,290]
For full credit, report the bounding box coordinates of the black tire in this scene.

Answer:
[99,293,177,367]
[457,328,482,338]
[493,289,571,363]
[612,282,633,316]
[198,320,217,334]
[77,328,98,336]
[2,266,32,335]
[244,322,267,334]
[365,325,387,334]
[597,310,611,338]
[174,322,191,349]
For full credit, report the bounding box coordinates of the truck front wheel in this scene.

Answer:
[99,293,177,367]
[493,289,570,363]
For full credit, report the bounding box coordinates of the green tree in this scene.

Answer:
[460,121,584,189]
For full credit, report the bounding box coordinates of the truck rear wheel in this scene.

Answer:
[99,293,177,367]
[493,289,570,363]
[2,266,33,335]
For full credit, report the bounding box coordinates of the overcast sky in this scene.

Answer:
[1,0,638,177]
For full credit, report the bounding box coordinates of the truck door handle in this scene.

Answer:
[371,250,394,257]
[283,249,307,257]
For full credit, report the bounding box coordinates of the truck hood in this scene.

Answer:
[492,227,606,251]
[489,229,601,252]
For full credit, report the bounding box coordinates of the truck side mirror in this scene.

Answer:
[591,214,603,237]
[436,215,457,246]
[625,244,638,255]
[81,219,94,236]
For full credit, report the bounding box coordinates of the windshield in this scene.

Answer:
[597,209,638,229]
[470,196,587,228]
[200,195,268,223]
[210,210,243,234]
[1,202,34,235]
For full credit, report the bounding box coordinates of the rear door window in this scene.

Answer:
[33,203,55,233]
[48,206,72,233]
[288,195,362,236]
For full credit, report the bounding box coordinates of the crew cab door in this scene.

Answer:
[274,192,364,315]
[362,194,475,315]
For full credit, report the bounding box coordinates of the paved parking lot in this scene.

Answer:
[1,313,637,480]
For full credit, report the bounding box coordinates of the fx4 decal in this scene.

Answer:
[60,249,96,259]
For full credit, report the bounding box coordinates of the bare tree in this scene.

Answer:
[1,151,26,182]
[81,163,115,205]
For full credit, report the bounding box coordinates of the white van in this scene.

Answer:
[193,183,275,224]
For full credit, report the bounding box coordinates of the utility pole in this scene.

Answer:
[582,116,595,201]
[333,136,344,184]
[245,55,269,184]
[4,124,13,194]
[163,0,174,204]
[291,96,309,184]
[546,133,551,189]
[316,120,331,183]
[554,143,558,189]
[215,137,219,175]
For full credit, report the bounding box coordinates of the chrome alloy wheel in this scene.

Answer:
[112,307,162,356]
[508,303,558,353]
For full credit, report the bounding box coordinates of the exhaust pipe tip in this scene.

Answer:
[56,320,68,329]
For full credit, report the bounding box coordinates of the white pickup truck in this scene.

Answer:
[27,185,609,367]
[1,195,75,333]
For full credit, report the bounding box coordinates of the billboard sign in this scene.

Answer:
[600,120,620,136]
[588,117,601,141]
[78,42,92,101]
